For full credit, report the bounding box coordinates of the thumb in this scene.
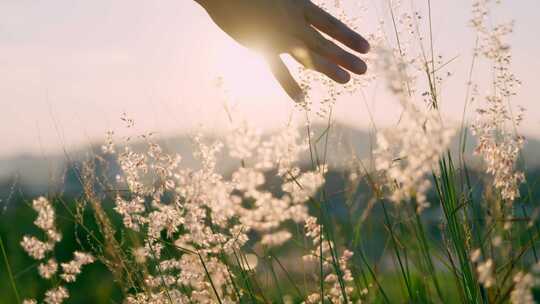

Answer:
[266,55,305,103]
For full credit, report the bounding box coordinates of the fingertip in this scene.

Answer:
[267,55,305,103]
[335,69,351,84]
[352,58,367,75]
[358,61,367,74]
[357,39,370,54]
[306,3,371,55]
[347,34,370,54]
[283,79,305,103]
[285,83,305,104]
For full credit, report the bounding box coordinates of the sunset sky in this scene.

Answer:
[1,0,539,158]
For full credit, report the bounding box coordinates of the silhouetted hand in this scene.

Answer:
[195,0,370,102]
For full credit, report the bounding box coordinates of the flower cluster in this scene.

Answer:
[104,120,328,302]
[44,287,69,304]
[510,272,535,304]
[470,0,525,204]
[374,48,454,212]
[20,197,94,304]
[38,258,58,279]
[60,252,95,282]
[20,197,61,260]
[303,216,356,303]
[476,259,495,288]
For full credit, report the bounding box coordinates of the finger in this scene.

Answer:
[290,45,350,84]
[301,26,367,75]
[266,55,304,103]
[305,2,370,54]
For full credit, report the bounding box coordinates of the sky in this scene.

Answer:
[0,0,539,158]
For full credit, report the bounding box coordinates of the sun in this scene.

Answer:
[213,43,290,102]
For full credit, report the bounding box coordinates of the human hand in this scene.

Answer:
[196,0,370,102]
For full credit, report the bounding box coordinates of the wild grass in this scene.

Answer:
[1,0,538,303]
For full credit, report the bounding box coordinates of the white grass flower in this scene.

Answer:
[38,258,58,279]
[26,197,62,245]
[226,121,261,159]
[477,259,495,288]
[306,293,321,304]
[511,272,535,304]
[255,124,307,175]
[60,251,95,283]
[470,0,525,204]
[32,197,57,235]
[327,249,355,303]
[44,286,69,304]
[20,236,54,260]
[232,167,265,195]
[260,230,292,247]
[491,235,503,247]
[147,205,184,238]
[470,248,482,263]
[283,168,326,205]
[374,48,455,213]
[114,196,146,231]
[133,247,148,264]
[101,130,115,154]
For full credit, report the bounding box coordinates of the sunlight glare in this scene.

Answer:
[214,44,286,103]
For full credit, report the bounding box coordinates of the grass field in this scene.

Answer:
[1,0,539,303]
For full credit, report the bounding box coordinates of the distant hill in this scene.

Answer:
[1,124,539,197]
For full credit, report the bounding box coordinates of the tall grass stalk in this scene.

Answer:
[1,235,21,304]
[434,154,481,303]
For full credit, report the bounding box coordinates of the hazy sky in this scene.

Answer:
[1,0,539,158]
